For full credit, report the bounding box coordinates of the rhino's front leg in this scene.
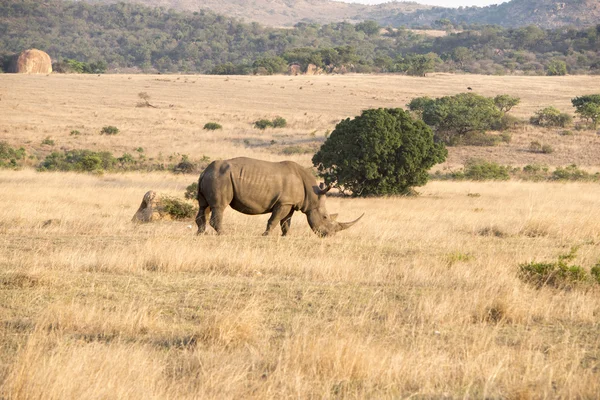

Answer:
[263,205,292,236]
[209,207,226,235]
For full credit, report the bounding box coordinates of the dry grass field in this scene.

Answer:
[1,73,600,398]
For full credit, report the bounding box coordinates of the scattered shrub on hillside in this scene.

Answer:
[463,158,510,181]
[0,141,26,169]
[70,130,81,136]
[41,136,55,146]
[203,122,222,130]
[254,117,287,129]
[313,108,447,196]
[184,182,198,200]
[160,196,197,220]
[172,155,197,174]
[591,264,600,284]
[53,59,107,74]
[39,149,118,172]
[530,107,572,128]
[559,130,573,136]
[136,92,157,108]
[272,116,287,128]
[100,126,119,135]
[551,164,591,181]
[529,141,542,152]
[281,146,313,155]
[254,119,273,130]
[541,144,554,154]
[519,247,591,289]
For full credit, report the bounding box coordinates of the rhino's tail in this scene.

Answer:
[196,168,207,201]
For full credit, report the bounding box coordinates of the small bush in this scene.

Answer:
[461,131,503,146]
[541,144,554,154]
[254,119,273,130]
[530,107,572,128]
[0,141,26,169]
[529,141,542,153]
[172,155,198,174]
[591,265,600,284]
[70,130,81,136]
[519,247,589,289]
[203,122,222,130]
[41,137,55,146]
[281,146,313,155]
[463,159,510,181]
[184,182,198,200]
[272,116,287,128]
[160,196,197,220]
[100,126,119,135]
[559,130,573,136]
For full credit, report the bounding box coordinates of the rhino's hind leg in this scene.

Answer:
[209,207,226,235]
[195,206,210,235]
[263,206,292,236]
[280,210,295,236]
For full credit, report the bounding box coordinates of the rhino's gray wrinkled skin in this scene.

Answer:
[195,157,363,237]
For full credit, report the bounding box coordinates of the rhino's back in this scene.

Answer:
[203,158,309,215]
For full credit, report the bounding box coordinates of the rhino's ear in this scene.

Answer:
[318,182,332,195]
[330,213,338,221]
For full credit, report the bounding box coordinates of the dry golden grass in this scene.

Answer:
[1,73,600,169]
[1,74,600,398]
[1,170,599,398]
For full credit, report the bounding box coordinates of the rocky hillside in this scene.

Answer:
[383,0,600,29]
[81,0,430,26]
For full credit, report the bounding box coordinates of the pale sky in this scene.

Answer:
[336,0,509,7]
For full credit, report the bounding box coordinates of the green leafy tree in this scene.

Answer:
[410,93,503,144]
[572,95,600,128]
[252,56,288,75]
[312,108,447,196]
[547,59,567,76]
[355,20,380,36]
[401,54,440,77]
[451,47,472,69]
[493,94,520,113]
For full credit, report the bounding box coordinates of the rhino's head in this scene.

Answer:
[306,183,364,237]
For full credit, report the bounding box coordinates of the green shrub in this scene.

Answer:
[546,59,567,76]
[41,137,55,146]
[530,107,572,128]
[184,182,198,200]
[529,141,542,153]
[39,149,117,172]
[203,122,222,130]
[254,119,273,130]
[408,93,503,145]
[493,114,524,131]
[552,164,590,181]
[313,108,447,196]
[70,130,81,136]
[172,155,198,174]
[463,159,510,181]
[160,196,197,220]
[460,131,504,146]
[591,264,600,284]
[541,144,554,154]
[519,247,589,288]
[272,116,287,128]
[0,141,26,169]
[100,126,119,135]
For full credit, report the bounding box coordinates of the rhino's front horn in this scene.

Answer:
[336,213,364,231]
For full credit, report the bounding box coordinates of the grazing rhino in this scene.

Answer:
[196,157,363,236]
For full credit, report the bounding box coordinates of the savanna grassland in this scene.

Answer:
[1,73,600,398]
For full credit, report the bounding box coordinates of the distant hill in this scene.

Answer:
[80,0,431,26]
[383,0,600,29]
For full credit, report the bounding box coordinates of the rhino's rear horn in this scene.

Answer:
[318,182,332,195]
[336,213,364,231]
